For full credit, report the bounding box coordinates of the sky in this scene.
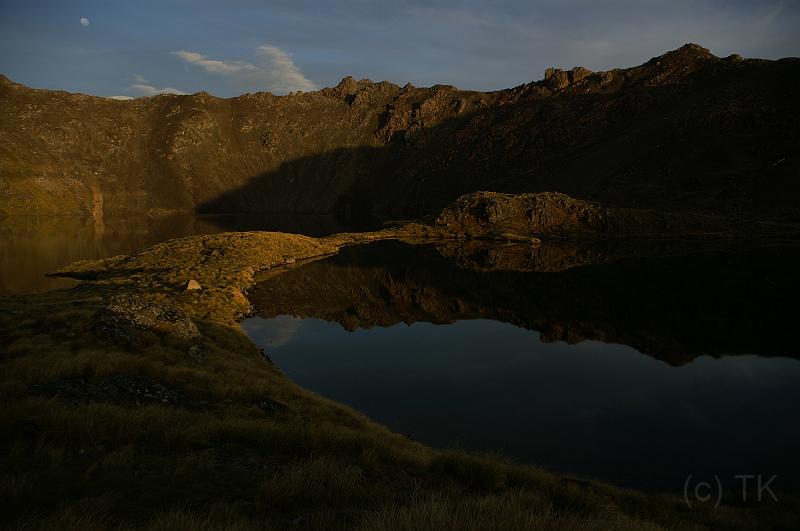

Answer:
[0,0,798,98]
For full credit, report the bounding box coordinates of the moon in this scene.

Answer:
[80,17,90,27]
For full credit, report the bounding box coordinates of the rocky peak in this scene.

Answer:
[674,42,714,58]
[334,75,359,96]
[325,76,381,101]
[631,43,719,86]
[647,43,717,68]
[542,66,594,91]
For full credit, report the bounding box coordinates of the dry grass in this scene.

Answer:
[357,490,671,531]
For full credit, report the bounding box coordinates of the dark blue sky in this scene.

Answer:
[1,0,798,98]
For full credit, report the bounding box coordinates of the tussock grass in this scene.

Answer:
[141,509,262,531]
[357,490,671,531]
[259,457,371,508]
[430,451,508,490]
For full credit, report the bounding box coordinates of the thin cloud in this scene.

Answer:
[173,50,255,74]
[254,45,318,93]
[127,74,187,96]
[173,44,317,94]
[106,95,134,100]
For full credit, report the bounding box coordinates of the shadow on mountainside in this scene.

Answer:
[198,52,800,229]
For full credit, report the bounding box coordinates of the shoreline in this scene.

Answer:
[2,225,797,528]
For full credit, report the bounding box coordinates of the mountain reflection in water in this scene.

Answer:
[242,240,800,492]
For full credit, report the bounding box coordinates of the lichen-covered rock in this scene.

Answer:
[99,294,200,340]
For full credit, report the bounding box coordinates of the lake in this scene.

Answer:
[242,240,800,493]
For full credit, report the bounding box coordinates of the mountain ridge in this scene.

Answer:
[0,44,727,99]
[1,44,798,223]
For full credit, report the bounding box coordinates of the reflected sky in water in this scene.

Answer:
[242,315,800,492]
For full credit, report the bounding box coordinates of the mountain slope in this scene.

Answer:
[1,44,798,222]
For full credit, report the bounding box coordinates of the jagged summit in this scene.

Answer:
[537,43,719,91]
[653,43,717,63]
[0,44,734,103]
[335,75,358,94]
[323,75,383,99]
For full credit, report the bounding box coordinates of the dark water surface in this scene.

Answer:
[0,213,348,294]
[242,240,800,493]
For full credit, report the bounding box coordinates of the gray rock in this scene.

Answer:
[100,294,201,341]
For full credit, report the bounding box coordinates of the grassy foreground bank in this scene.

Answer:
[1,228,796,530]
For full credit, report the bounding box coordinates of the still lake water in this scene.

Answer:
[242,240,800,493]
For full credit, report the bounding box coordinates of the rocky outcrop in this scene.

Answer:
[1,44,799,223]
[542,66,594,91]
[434,191,736,239]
